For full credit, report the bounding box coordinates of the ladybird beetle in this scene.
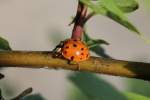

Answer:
[53,39,90,62]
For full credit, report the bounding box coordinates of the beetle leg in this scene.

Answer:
[67,60,80,71]
[52,41,65,58]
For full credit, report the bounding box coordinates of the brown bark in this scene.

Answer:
[0,51,150,81]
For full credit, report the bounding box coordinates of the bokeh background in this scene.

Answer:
[0,0,150,99]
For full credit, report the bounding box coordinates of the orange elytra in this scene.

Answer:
[61,38,90,62]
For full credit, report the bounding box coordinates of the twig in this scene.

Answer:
[83,12,95,24]
[0,51,150,81]
[10,87,33,100]
[71,1,88,39]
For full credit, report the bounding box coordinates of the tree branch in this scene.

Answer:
[0,51,150,81]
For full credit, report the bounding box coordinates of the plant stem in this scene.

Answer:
[83,12,95,24]
[71,1,87,40]
[0,51,150,81]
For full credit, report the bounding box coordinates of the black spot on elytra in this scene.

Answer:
[80,58,82,60]
[73,39,77,42]
[64,51,67,54]
[65,46,69,49]
[71,56,74,60]
[81,53,84,55]
[86,54,89,57]
[73,44,77,47]
[81,48,84,51]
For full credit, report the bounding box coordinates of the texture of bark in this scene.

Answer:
[0,51,150,81]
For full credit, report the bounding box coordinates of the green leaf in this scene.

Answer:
[22,94,46,100]
[0,36,11,50]
[68,73,150,100]
[80,0,107,15]
[99,0,140,34]
[124,92,150,100]
[82,29,111,58]
[82,31,109,48]
[113,0,139,13]
[68,83,89,100]
[127,78,150,97]
[68,72,126,100]
[80,0,150,44]
[80,0,140,34]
